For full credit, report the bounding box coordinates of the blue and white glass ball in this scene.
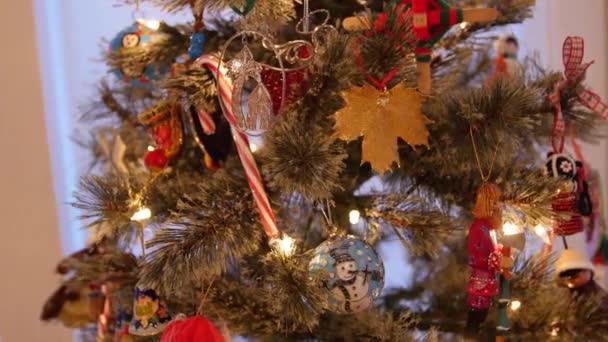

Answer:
[109,20,169,88]
[309,235,385,314]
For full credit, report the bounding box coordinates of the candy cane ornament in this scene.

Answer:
[97,282,115,339]
[193,54,280,239]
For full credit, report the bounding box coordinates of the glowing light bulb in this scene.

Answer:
[271,235,296,257]
[136,19,161,30]
[349,210,361,225]
[249,142,258,153]
[147,145,155,152]
[131,207,152,222]
[502,222,520,236]
[550,327,559,337]
[510,300,521,311]
[534,224,551,244]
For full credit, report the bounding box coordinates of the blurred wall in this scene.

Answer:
[0,1,72,341]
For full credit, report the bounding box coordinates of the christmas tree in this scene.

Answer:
[41,0,608,341]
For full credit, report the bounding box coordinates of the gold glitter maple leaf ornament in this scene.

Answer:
[334,84,432,172]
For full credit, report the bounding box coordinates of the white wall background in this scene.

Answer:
[0,1,606,341]
[0,1,73,341]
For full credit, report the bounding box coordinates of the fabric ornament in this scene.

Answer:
[161,316,224,342]
[139,101,184,171]
[309,235,385,314]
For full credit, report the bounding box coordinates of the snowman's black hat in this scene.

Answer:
[330,247,355,265]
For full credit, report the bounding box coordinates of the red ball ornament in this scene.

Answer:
[160,316,224,342]
[144,149,169,171]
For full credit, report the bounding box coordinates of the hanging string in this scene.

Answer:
[130,171,166,259]
[469,126,501,182]
[599,177,607,234]
[303,0,310,33]
[197,274,217,315]
[189,0,204,32]
[569,125,585,165]
[135,0,140,12]
[352,36,401,90]
[326,199,333,224]
[138,224,146,258]
[320,200,338,235]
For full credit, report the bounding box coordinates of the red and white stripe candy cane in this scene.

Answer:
[193,54,280,239]
[97,282,114,339]
[196,107,216,135]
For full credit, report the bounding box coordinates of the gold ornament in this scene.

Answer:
[334,84,432,172]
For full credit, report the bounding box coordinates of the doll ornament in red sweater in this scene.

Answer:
[465,183,508,336]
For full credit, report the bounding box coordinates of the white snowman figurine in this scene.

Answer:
[329,245,376,313]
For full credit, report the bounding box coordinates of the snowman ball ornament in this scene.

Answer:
[109,19,170,88]
[309,235,385,314]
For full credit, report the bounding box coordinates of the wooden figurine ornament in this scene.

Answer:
[343,0,498,94]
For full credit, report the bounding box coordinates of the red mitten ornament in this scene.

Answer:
[467,183,502,311]
[139,101,183,171]
[160,316,224,342]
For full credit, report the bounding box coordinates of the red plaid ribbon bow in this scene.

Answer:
[549,36,608,152]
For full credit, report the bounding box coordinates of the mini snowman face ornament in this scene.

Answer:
[336,260,357,281]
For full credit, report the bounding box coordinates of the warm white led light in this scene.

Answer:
[273,235,296,257]
[534,224,551,244]
[510,300,521,311]
[349,210,361,225]
[131,207,152,222]
[502,222,520,236]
